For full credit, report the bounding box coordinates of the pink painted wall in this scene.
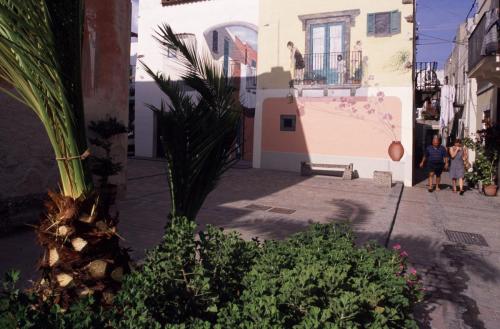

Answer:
[262,95,402,158]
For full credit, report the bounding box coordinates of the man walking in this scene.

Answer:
[420,135,449,192]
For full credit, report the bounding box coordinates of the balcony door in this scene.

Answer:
[310,23,344,84]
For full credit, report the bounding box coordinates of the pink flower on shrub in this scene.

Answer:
[400,251,409,258]
[409,268,417,275]
[392,244,401,250]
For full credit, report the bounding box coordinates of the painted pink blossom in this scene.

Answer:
[339,103,346,108]
[383,113,393,121]
[348,98,356,105]
[392,244,401,250]
[340,97,347,102]
[377,91,385,97]
[363,104,371,109]
[378,97,384,103]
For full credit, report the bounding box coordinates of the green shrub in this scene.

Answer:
[114,219,422,329]
[112,217,260,328]
[2,219,423,328]
[0,270,109,329]
[216,226,422,328]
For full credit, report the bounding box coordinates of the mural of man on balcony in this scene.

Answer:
[287,41,305,83]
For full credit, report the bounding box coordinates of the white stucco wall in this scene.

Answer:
[135,0,258,157]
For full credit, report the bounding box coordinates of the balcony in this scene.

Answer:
[468,3,500,86]
[295,51,362,87]
[414,61,440,92]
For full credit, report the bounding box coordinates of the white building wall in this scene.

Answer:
[135,0,258,157]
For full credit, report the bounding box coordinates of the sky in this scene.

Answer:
[416,0,476,69]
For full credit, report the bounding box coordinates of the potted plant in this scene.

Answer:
[481,151,498,196]
[465,140,498,196]
[88,117,128,206]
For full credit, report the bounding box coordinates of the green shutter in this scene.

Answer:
[390,10,401,34]
[367,13,375,35]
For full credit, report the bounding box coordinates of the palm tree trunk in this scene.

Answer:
[0,0,130,306]
[35,192,130,307]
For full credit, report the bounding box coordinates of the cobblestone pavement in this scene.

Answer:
[1,159,499,328]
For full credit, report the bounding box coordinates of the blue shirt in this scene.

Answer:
[425,145,447,163]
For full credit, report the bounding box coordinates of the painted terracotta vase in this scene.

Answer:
[388,141,404,161]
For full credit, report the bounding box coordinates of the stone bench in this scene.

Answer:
[300,162,353,180]
[373,170,392,188]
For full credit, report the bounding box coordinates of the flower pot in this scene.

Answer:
[388,141,404,161]
[483,184,498,197]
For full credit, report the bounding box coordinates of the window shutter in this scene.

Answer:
[390,11,401,34]
[367,13,375,35]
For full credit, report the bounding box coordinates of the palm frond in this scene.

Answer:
[0,0,92,198]
[145,24,242,220]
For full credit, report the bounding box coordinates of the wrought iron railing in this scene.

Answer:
[414,61,440,91]
[296,51,362,86]
[468,3,500,71]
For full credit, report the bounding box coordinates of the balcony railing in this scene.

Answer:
[414,61,440,92]
[296,51,362,86]
[468,3,499,72]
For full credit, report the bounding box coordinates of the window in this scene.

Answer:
[298,10,361,86]
[280,115,296,132]
[212,30,218,53]
[367,11,401,36]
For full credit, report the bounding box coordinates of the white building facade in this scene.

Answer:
[134,0,258,157]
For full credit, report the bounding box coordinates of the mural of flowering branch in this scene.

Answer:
[326,91,398,140]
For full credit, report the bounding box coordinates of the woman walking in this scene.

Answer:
[449,138,468,195]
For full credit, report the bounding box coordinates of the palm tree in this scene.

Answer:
[143,24,242,221]
[0,0,129,307]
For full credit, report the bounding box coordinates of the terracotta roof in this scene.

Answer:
[161,0,209,6]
